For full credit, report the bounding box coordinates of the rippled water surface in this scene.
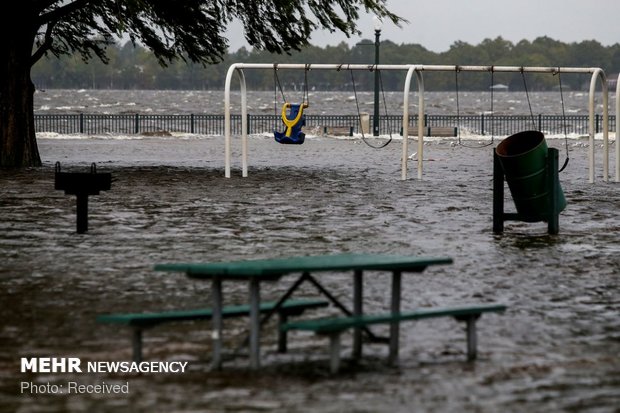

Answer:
[34,89,613,116]
[1,135,618,412]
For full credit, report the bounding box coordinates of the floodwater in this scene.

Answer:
[0,132,619,412]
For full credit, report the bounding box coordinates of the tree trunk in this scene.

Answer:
[0,10,41,168]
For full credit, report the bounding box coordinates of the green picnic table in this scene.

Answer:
[155,253,453,370]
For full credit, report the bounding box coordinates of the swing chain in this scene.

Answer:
[378,69,393,143]
[303,64,310,106]
[457,65,495,148]
[350,69,392,149]
[274,64,287,103]
[520,66,570,172]
[554,67,570,172]
[274,64,310,106]
[521,67,538,130]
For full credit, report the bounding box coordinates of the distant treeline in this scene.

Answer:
[32,36,620,91]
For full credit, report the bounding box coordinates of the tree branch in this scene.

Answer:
[33,0,64,10]
[37,0,95,25]
[31,21,56,66]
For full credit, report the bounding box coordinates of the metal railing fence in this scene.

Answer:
[35,113,616,136]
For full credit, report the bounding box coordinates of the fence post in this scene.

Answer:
[134,114,139,134]
[481,113,485,135]
[538,114,542,131]
[79,113,84,134]
[190,114,194,134]
[595,114,600,134]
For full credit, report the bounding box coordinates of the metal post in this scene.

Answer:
[329,333,342,374]
[249,278,260,369]
[388,271,401,365]
[596,114,600,134]
[211,278,223,370]
[277,312,288,353]
[493,149,505,233]
[401,66,415,180]
[373,29,381,136]
[224,65,236,178]
[617,73,620,182]
[547,148,560,235]
[353,269,363,359]
[76,194,88,234]
[132,328,142,363]
[239,70,248,178]
[416,70,425,180]
[465,317,477,361]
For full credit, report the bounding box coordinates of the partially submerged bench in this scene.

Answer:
[428,126,458,137]
[97,299,328,362]
[281,303,507,373]
[402,126,458,137]
[323,126,354,136]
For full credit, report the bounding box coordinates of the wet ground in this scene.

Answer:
[1,135,619,412]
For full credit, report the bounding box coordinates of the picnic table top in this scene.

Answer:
[154,253,453,280]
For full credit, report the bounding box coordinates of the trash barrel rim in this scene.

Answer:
[496,130,546,158]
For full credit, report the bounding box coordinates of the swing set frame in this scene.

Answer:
[224,63,616,183]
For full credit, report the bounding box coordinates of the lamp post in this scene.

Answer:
[373,16,382,136]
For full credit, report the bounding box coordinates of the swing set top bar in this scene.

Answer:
[224,63,617,183]
[226,63,600,73]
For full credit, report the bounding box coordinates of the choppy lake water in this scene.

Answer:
[1,87,619,412]
[34,88,613,116]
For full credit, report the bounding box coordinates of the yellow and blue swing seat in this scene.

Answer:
[274,102,308,144]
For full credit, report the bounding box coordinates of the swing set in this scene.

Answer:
[223,63,616,182]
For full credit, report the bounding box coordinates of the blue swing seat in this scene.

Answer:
[274,103,307,144]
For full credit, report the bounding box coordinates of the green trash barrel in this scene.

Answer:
[495,130,566,221]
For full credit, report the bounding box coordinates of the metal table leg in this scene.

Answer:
[249,278,261,369]
[329,333,342,374]
[465,316,478,361]
[388,271,401,365]
[211,277,223,370]
[353,269,363,359]
[132,328,142,363]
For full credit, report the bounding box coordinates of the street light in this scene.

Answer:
[373,16,382,136]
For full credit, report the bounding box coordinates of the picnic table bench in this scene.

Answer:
[282,303,507,373]
[97,299,328,362]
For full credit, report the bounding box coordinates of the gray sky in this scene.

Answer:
[226,0,620,52]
